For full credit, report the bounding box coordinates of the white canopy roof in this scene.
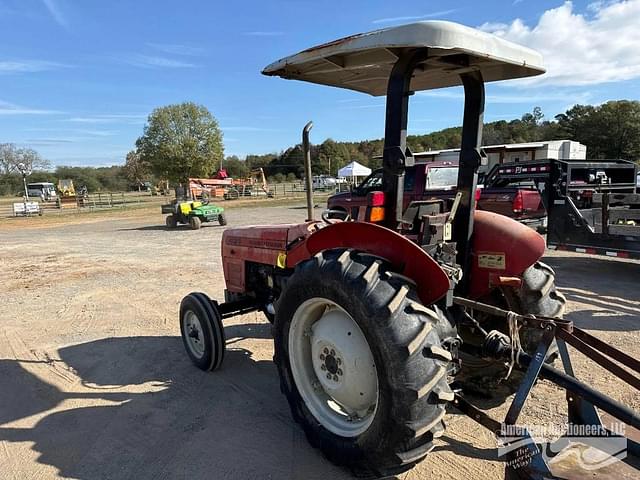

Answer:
[338,161,372,178]
[263,21,544,96]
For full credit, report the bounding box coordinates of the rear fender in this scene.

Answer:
[469,210,546,298]
[294,222,450,305]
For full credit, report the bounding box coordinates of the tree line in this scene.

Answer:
[233,101,640,179]
[1,100,639,196]
[0,141,131,196]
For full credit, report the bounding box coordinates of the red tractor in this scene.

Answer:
[179,21,639,479]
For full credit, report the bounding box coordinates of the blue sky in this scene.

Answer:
[1,0,639,167]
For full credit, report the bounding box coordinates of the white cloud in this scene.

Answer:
[24,127,117,136]
[41,0,68,28]
[24,137,76,145]
[480,0,640,86]
[65,114,146,125]
[0,60,68,74]
[76,129,118,137]
[0,99,63,115]
[372,9,458,25]
[120,54,196,69]
[147,43,205,56]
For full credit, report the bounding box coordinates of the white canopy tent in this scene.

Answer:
[338,161,372,184]
[338,161,371,178]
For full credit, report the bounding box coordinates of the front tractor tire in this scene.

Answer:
[179,293,226,371]
[274,249,456,477]
[218,213,227,226]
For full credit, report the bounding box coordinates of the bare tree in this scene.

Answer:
[0,143,50,175]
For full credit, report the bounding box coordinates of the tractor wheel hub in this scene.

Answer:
[311,309,377,415]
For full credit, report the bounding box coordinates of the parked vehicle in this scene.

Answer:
[26,182,57,201]
[162,200,227,229]
[488,158,640,258]
[480,164,547,226]
[327,160,546,224]
[312,175,337,191]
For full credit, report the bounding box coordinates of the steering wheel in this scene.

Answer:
[321,209,350,224]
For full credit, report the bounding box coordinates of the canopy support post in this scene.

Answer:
[381,49,429,229]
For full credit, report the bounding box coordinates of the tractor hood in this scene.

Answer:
[262,21,544,96]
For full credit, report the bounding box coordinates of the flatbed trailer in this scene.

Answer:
[487,158,640,259]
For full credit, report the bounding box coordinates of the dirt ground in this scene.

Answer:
[1,204,638,480]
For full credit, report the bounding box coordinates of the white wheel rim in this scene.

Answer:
[183,311,206,359]
[289,297,378,437]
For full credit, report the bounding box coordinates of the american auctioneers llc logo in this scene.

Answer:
[497,422,627,472]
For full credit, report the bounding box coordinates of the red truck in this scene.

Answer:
[327,159,546,224]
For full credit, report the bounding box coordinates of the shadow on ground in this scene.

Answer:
[0,332,348,480]
[544,255,640,331]
[118,224,224,232]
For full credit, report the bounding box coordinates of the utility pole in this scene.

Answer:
[17,162,30,215]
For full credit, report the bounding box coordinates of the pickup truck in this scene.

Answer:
[489,158,640,259]
[327,160,546,223]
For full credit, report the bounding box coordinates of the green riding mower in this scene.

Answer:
[162,200,227,230]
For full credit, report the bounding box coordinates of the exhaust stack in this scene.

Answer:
[302,121,314,221]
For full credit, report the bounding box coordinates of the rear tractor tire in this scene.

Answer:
[179,292,225,371]
[218,213,227,226]
[274,249,456,477]
[165,214,177,229]
[456,261,566,402]
[189,216,202,230]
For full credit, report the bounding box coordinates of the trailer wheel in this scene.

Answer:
[179,292,225,371]
[274,249,455,476]
[165,215,177,229]
[218,213,227,226]
[456,261,566,402]
[189,216,201,230]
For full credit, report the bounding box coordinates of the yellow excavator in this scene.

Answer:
[57,179,88,208]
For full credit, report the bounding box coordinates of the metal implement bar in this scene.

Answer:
[505,326,556,426]
[571,327,640,374]
[215,299,260,319]
[556,328,640,391]
[454,295,639,477]
[453,296,573,332]
[538,362,640,430]
[454,295,640,426]
[452,393,501,432]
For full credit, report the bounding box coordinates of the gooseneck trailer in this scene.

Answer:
[487,158,640,259]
